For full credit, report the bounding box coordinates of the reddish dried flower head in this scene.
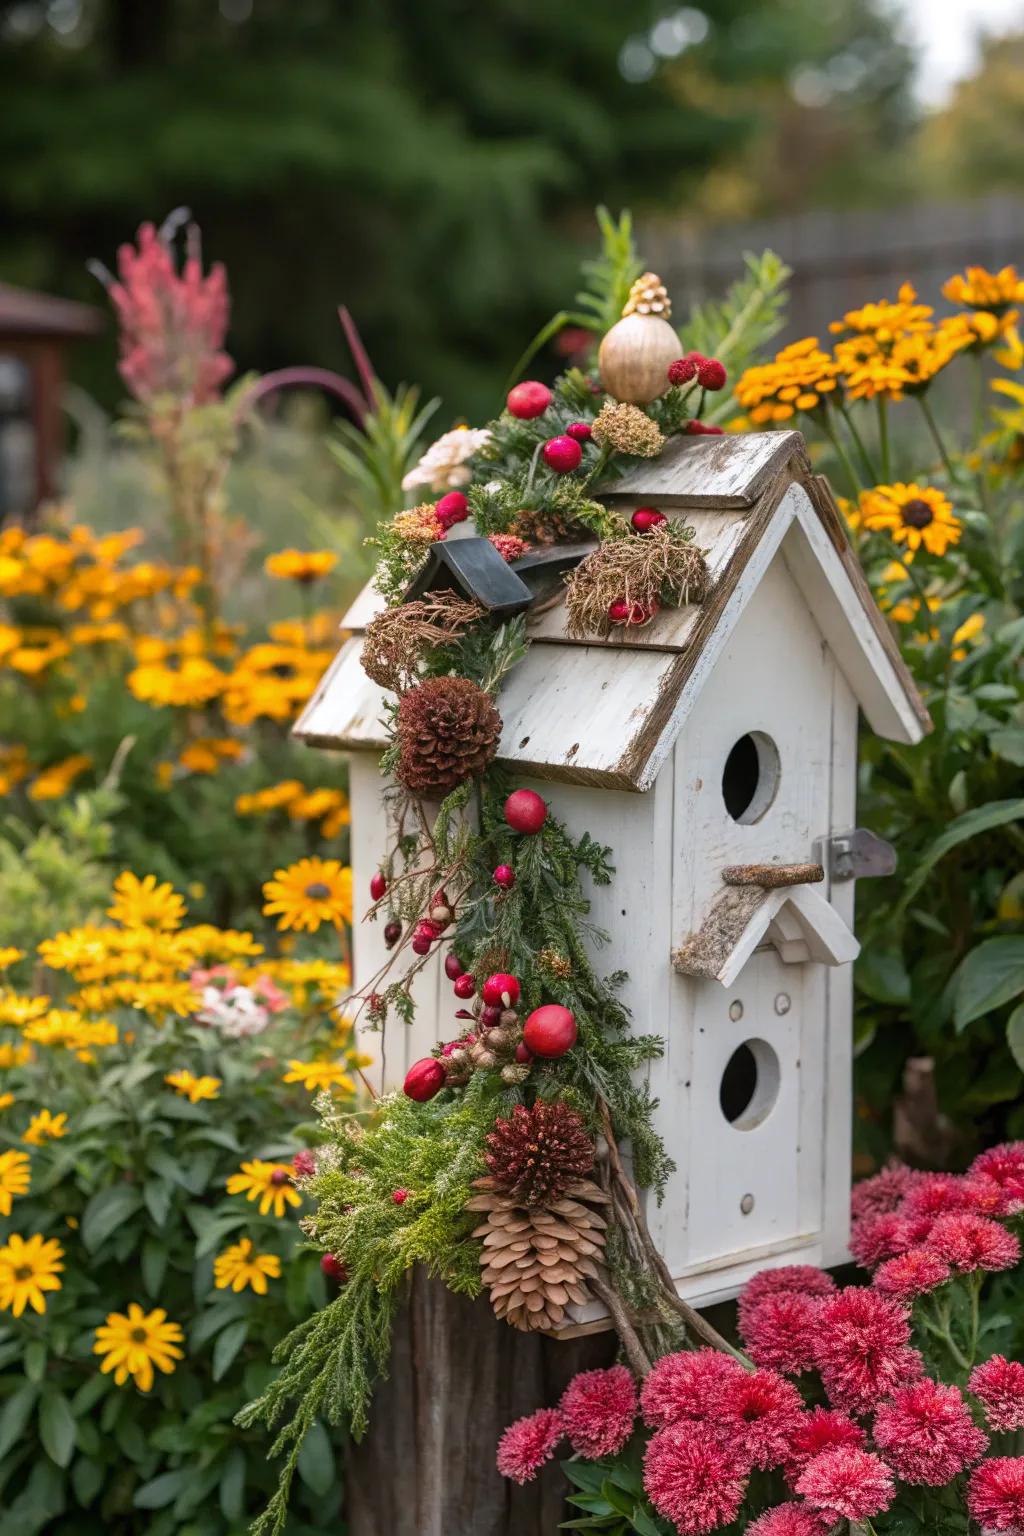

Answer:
[928,1212,1021,1274]
[291,1149,316,1178]
[643,1420,747,1534]
[872,1246,951,1302]
[640,1347,747,1429]
[814,1286,922,1414]
[902,1171,972,1222]
[740,1290,823,1375]
[559,1365,637,1458]
[487,533,530,563]
[970,1142,1024,1197]
[718,1367,804,1471]
[851,1164,917,1224]
[485,1101,594,1205]
[968,1456,1024,1532]
[697,357,727,391]
[667,356,698,386]
[796,1446,895,1522]
[747,1505,828,1536]
[970,1356,1024,1432]
[784,1407,866,1487]
[849,1212,918,1269]
[737,1265,836,1333]
[874,1378,988,1485]
[496,1407,565,1484]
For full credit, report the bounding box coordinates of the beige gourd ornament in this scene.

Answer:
[598,272,680,405]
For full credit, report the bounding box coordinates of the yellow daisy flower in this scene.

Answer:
[0,993,50,1027]
[262,858,353,934]
[213,1237,282,1295]
[93,1303,185,1391]
[264,549,337,583]
[859,483,961,557]
[0,1093,14,1111]
[108,872,187,932]
[24,1109,68,1146]
[0,1043,32,1070]
[28,753,92,801]
[165,1070,222,1104]
[0,1150,30,1215]
[0,1233,64,1316]
[226,1159,302,1218]
[235,780,305,816]
[0,949,23,970]
[282,1060,355,1093]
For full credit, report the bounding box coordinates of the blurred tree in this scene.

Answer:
[916,31,1024,196]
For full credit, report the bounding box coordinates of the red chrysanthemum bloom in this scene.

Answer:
[643,1420,747,1534]
[747,1505,829,1536]
[796,1447,895,1522]
[718,1368,804,1471]
[784,1407,866,1487]
[559,1365,637,1458]
[963,1172,1024,1219]
[874,1378,988,1484]
[849,1212,918,1269]
[814,1286,923,1414]
[901,1171,972,1222]
[640,1347,747,1429]
[737,1265,837,1333]
[850,1164,917,1224]
[968,1456,1024,1532]
[741,1290,822,1375]
[873,1246,951,1302]
[495,1408,565,1484]
[668,356,698,386]
[970,1356,1024,1432]
[928,1212,1021,1274]
[970,1142,1024,1198]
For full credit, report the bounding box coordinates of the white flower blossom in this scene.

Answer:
[401,426,491,493]
[198,985,269,1039]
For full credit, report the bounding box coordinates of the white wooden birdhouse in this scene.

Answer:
[295,429,929,1322]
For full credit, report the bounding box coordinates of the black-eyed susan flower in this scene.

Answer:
[235,780,305,816]
[0,948,23,970]
[944,265,1024,314]
[282,1059,355,1094]
[28,753,92,802]
[859,483,961,557]
[0,1150,30,1215]
[264,549,337,583]
[226,1159,302,1218]
[213,1237,282,1294]
[262,857,353,934]
[734,337,842,424]
[165,1069,222,1104]
[107,871,187,932]
[0,1232,64,1316]
[127,654,225,708]
[93,1304,185,1391]
[23,1109,68,1146]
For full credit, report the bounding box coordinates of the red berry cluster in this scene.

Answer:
[667,352,727,391]
[410,885,456,955]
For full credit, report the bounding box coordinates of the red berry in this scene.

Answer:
[369,870,387,901]
[392,1188,408,1205]
[515,1042,534,1064]
[608,598,658,626]
[411,933,432,955]
[444,952,464,981]
[630,507,667,533]
[293,1150,316,1177]
[321,1253,348,1283]
[565,421,592,442]
[384,920,402,948]
[480,1004,503,1026]
[482,972,521,1008]
[493,864,515,890]
[404,1057,446,1102]
[667,356,698,386]
[697,357,727,391]
[435,491,469,529]
[453,973,476,999]
[504,788,547,835]
[542,436,583,474]
[685,420,724,436]
[506,381,552,419]
[522,1004,577,1059]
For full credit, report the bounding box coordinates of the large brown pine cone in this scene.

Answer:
[395,675,501,798]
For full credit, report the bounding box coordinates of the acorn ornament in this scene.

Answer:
[598,272,680,406]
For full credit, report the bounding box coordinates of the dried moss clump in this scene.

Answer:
[563,524,708,640]
[360,594,484,693]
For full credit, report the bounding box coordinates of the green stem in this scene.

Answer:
[502,310,572,395]
[916,392,957,481]
[967,1271,982,1367]
[820,407,863,498]
[838,401,879,484]
[919,1299,970,1370]
[876,395,892,482]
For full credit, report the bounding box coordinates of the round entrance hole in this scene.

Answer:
[721,732,780,824]
[719,1038,781,1131]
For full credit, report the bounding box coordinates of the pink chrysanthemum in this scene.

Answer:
[559,1365,637,1458]
[970,1142,1024,1198]
[741,1290,822,1375]
[901,1171,972,1222]
[643,1420,747,1534]
[796,1446,895,1522]
[928,1212,1021,1273]
[747,1505,829,1536]
[495,1408,565,1484]
[640,1347,747,1429]
[963,1172,1024,1219]
[873,1378,988,1485]
[717,1367,804,1471]
[784,1407,866,1487]
[872,1246,951,1302]
[814,1286,923,1414]
[968,1456,1024,1532]
[850,1164,917,1224]
[737,1265,836,1333]
[849,1212,918,1269]
[970,1356,1024,1432]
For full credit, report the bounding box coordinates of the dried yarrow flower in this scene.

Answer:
[796,1446,895,1523]
[393,504,445,544]
[495,1407,565,1484]
[970,1356,1024,1432]
[968,1456,1024,1533]
[643,1420,747,1534]
[873,1378,987,1485]
[538,946,572,979]
[591,400,665,458]
[559,1365,636,1458]
[640,1347,747,1429]
[487,533,530,562]
[485,1101,595,1205]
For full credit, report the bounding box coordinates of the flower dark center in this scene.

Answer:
[270,1168,290,1185]
[902,498,934,529]
[304,882,331,900]
[130,1327,149,1343]
[14,1265,32,1281]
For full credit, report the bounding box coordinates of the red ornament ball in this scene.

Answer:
[453,973,476,999]
[542,435,583,474]
[566,421,593,442]
[507,380,552,420]
[369,870,387,901]
[504,788,547,835]
[523,1004,577,1059]
[697,357,727,391]
[515,1042,534,1064]
[392,1188,409,1205]
[493,864,516,890]
[404,1057,446,1102]
[411,919,440,956]
[630,506,667,534]
[608,598,658,626]
[320,1253,348,1283]
[667,356,699,386]
[482,972,521,1008]
[444,952,464,981]
[383,920,402,949]
[435,491,470,530]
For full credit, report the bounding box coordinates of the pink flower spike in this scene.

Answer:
[717,1367,804,1471]
[796,1446,895,1522]
[558,1365,636,1459]
[784,1407,866,1488]
[740,1290,822,1375]
[970,1356,1024,1432]
[873,1246,951,1302]
[928,1212,1021,1273]
[747,1505,829,1536]
[968,1456,1024,1532]
[639,1347,747,1429]
[814,1286,923,1414]
[643,1420,747,1534]
[495,1408,565,1485]
[873,1378,988,1484]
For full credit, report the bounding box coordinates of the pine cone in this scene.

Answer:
[622,271,672,320]
[508,505,588,547]
[486,1101,595,1205]
[467,1175,610,1333]
[395,676,501,797]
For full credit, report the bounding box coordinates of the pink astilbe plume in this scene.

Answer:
[850,1164,917,1224]
[968,1456,1024,1532]
[104,218,233,407]
[495,1408,565,1485]
[927,1212,1021,1274]
[970,1142,1024,1199]
[640,1347,747,1429]
[740,1290,822,1375]
[970,1356,1024,1432]
[872,1246,951,1302]
[747,1505,829,1536]
[814,1286,923,1414]
[796,1446,895,1522]
[737,1265,836,1333]
[559,1365,636,1458]
[717,1367,804,1471]
[784,1407,866,1487]
[873,1378,987,1484]
[643,1420,747,1534]
[848,1211,919,1269]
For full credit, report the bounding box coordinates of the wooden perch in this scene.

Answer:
[722,862,823,888]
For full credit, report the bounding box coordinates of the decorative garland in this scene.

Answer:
[240,273,737,1534]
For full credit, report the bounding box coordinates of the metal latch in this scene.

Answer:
[819,828,897,882]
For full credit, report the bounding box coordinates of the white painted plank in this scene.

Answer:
[341,577,386,633]
[603,430,802,508]
[822,665,858,1265]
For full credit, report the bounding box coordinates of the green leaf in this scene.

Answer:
[898,799,1024,914]
[38,1392,76,1469]
[855,945,911,1005]
[630,1509,666,1536]
[990,729,1024,766]
[1008,1004,1024,1073]
[81,1185,144,1252]
[954,937,1024,1031]
[296,1419,335,1497]
[212,1319,248,1382]
[70,1456,104,1506]
[219,1447,246,1522]
[134,1470,190,1510]
[141,1236,168,1297]
[0,1384,38,1460]
[190,1299,247,1349]
[143,1179,172,1227]
[23,1341,46,1384]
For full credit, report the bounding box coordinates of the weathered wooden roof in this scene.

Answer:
[0,283,102,340]
[295,431,931,790]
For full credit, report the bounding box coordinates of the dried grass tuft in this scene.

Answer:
[563,526,708,640]
[361,593,484,692]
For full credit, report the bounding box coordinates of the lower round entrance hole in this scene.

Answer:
[719,1038,781,1130]
[721,731,781,823]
